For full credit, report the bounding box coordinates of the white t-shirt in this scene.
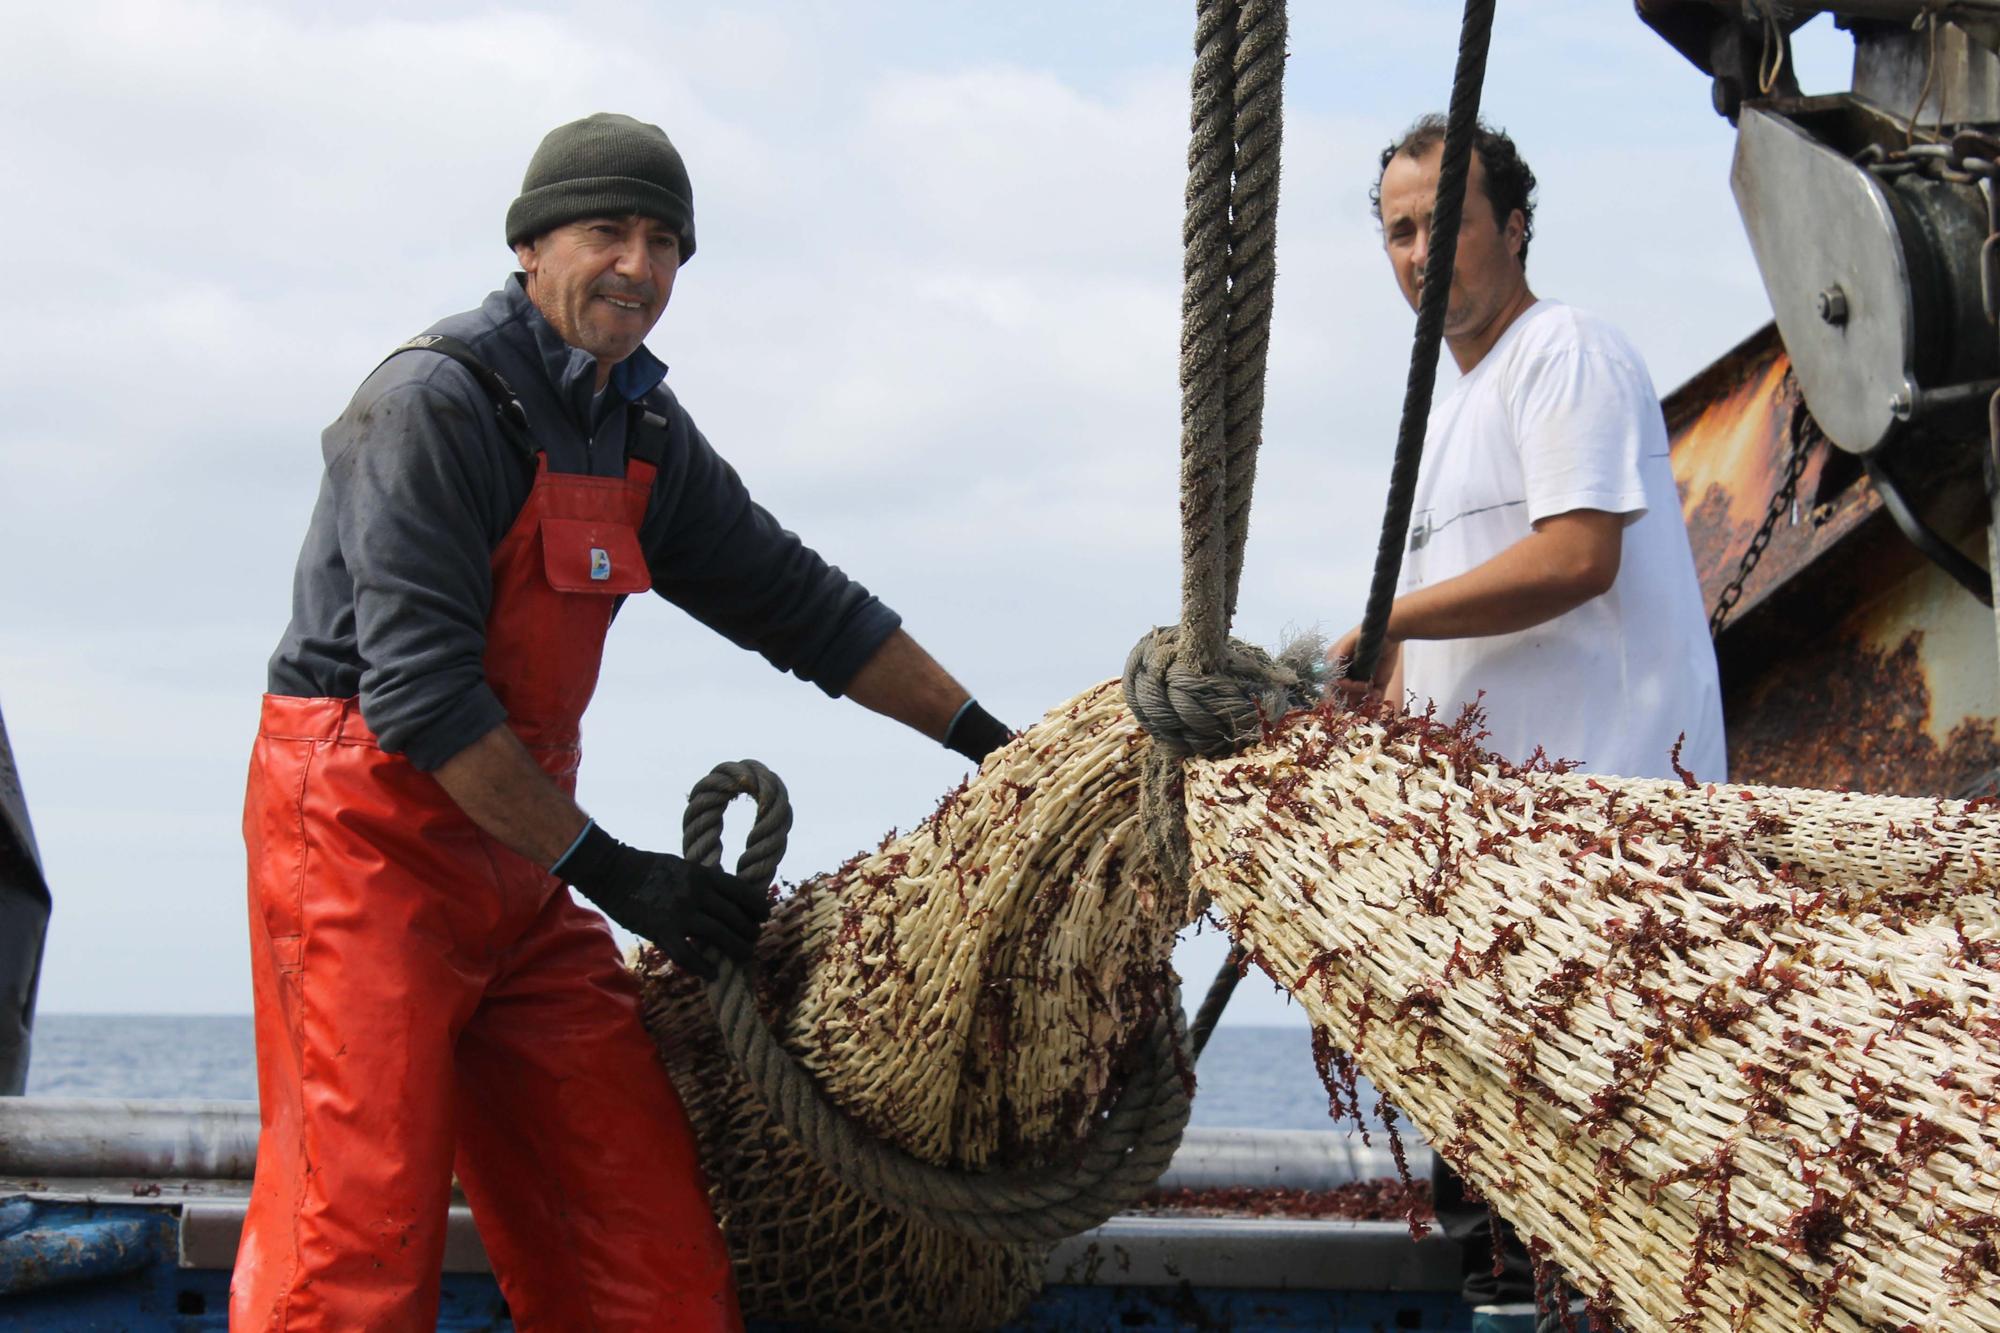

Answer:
[1397,300,1728,782]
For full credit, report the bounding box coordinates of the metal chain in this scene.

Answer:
[1709,400,1817,637]
[1856,130,2000,318]
[1854,130,2000,185]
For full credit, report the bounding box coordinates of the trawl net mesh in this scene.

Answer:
[639,681,1178,1329]
[643,682,2000,1332]
[1192,700,2000,1332]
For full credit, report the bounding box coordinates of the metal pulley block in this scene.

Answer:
[1731,98,1999,454]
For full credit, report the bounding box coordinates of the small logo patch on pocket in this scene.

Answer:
[589,547,612,581]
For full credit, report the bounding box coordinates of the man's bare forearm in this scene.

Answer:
[843,628,970,741]
[1389,510,1622,641]
[432,630,975,872]
[431,723,591,869]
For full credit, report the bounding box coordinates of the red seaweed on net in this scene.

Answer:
[1476,917,1528,975]
[1942,1212,2000,1293]
[1952,913,1997,968]
[835,898,868,955]
[1779,1186,1851,1265]
[1393,981,1445,1026]
[1438,937,1477,986]
[1139,1178,1432,1221]
[1295,946,1346,1004]
[1679,1147,1750,1318]
[1345,980,1382,1060]
[994,779,1037,826]
[1739,1056,1796,1123]
[1807,1257,1857,1331]
[1261,763,1313,819]
[1018,872,1078,957]
[1723,898,1788,946]
[1889,991,1955,1038]
[1373,1096,1429,1239]
[1889,1113,1962,1186]
[1575,1082,1637,1140]
[1309,1025,1370,1142]
[1408,1021,1446,1079]
[1688,980,1755,1042]
[1524,1238,1569,1332]
[1584,1283,1621,1331]
[1529,956,1596,1030]
[917,773,973,842]
[1213,762,1263,805]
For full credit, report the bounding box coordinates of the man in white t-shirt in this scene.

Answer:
[1329,116,1726,1332]
[1331,118,1725,783]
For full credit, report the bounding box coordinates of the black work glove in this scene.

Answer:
[944,700,1012,763]
[555,824,770,979]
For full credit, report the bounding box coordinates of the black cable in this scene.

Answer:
[1189,943,1245,1061]
[1864,454,1995,607]
[1346,0,1500,685]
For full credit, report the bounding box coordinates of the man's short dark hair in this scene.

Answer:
[1369,115,1537,267]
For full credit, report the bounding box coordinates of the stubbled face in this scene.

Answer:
[1377,144,1524,339]
[515,215,682,371]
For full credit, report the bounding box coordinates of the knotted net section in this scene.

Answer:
[1189,699,2000,1333]
[643,674,2000,1332]
[638,685,1185,1328]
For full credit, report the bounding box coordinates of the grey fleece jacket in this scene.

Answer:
[267,276,901,770]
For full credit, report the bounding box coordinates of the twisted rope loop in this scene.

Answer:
[1122,629,1304,759]
[684,760,1193,1244]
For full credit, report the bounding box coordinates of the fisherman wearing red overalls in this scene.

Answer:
[234,112,1010,1332]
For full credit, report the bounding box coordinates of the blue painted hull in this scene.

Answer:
[0,1198,1473,1333]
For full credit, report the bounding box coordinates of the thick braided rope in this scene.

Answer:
[1133,0,1289,927]
[684,760,1193,1244]
[1346,0,1497,684]
[1121,632,1299,759]
[1177,0,1239,677]
[1221,0,1285,625]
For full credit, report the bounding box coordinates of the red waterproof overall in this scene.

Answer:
[233,436,739,1331]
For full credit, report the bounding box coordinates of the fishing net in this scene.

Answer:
[1191,697,2000,1333]
[637,681,1183,1331]
[641,679,2000,1333]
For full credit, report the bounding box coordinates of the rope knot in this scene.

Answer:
[1121,626,1309,758]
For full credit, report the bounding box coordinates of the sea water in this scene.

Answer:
[23,1016,1399,1136]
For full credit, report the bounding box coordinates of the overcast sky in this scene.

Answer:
[0,2,1851,1020]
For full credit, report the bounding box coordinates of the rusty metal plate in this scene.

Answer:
[1667,323,2000,796]
[1724,558,2000,797]
[1667,323,1883,627]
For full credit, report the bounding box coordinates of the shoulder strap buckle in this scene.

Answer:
[626,405,671,468]
[383,334,537,461]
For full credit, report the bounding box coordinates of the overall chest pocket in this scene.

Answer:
[540,516,653,595]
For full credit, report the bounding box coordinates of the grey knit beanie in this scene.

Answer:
[505,113,696,260]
